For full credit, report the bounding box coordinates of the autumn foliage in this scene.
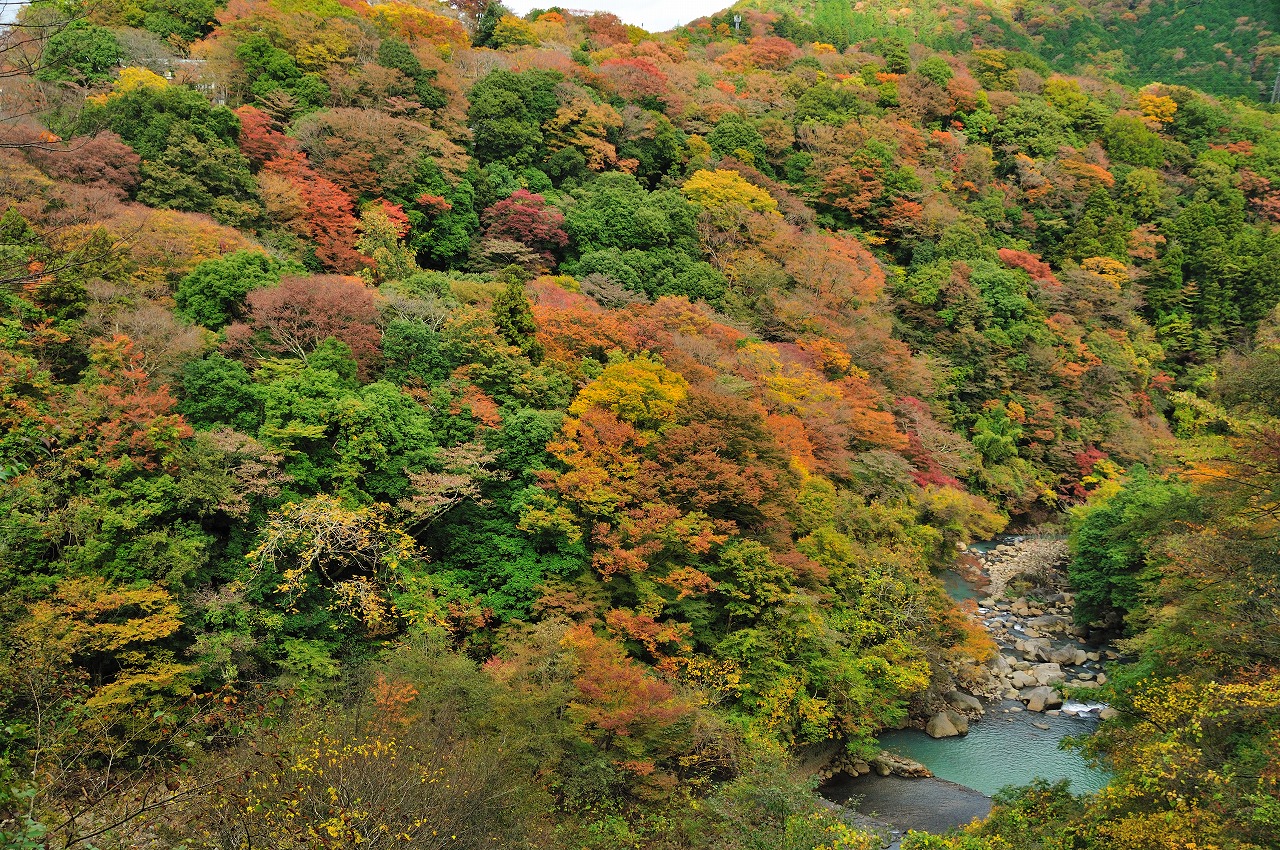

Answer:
[6,0,1280,847]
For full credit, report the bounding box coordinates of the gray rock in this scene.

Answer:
[925,711,961,738]
[1031,663,1066,686]
[946,709,970,735]
[1032,721,1050,730]
[1010,670,1036,689]
[1049,646,1079,665]
[1027,614,1071,632]
[1022,686,1063,713]
[946,690,984,713]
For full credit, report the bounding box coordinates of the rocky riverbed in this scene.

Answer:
[932,536,1119,730]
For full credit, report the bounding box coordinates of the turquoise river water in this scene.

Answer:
[878,701,1111,796]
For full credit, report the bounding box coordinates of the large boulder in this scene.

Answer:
[986,654,1014,675]
[1031,663,1066,686]
[946,690,984,714]
[1019,639,1053,662]
[874,752,933,778]
[1022,686,1063,713]
[1049,646,1080,665]
[1010,670,1037,689]
[1027,614,1071,633]
[925,711,961,738]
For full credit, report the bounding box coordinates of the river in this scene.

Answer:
[821,545,1112,839]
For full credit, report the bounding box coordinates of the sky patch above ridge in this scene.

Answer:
[504,0,728,32]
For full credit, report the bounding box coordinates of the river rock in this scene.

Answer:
[1010,670,1036,689]
[1022,686,1063,712]
[1099,707,1119,720]
[946,690,984,713]
[1049,646,1079,665]
[1032,722,1050,730]
[1096,673,1107,685]
[1031,663,1066,686]
[1027,614,1071,633]
[987,654,1014,675]
[925,711,961,738]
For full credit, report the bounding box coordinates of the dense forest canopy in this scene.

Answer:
[0,0,1277,847]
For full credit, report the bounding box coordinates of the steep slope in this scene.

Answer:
[1,0,1279,847]
[731,0,1280,100]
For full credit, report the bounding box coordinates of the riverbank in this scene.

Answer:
[822,775,993,848]
[819,536,1113,840]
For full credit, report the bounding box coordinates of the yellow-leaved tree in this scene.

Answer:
[567,351,690,434]
[3,577,200,848]
[248,495,420,633]
[681,169,781,231]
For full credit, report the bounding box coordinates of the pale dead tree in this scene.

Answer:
[398,441,511,530]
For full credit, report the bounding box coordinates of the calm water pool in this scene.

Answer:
[878,705,1111,796]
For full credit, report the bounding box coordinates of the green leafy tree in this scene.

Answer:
[491,279,544,364]
[175,250,284,330]
[466,69,562,167]
[235,34,330,112]
[1104,115,1165,167]
[707,113,770,171]
[35,22,122,84]
[1068,468,1199,628]
[81,77,261,225]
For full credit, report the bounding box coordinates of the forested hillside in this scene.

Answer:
[0,0,1277,847]
[742,0,1280,100]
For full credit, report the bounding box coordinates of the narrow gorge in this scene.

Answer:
[821,537,1116,844]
